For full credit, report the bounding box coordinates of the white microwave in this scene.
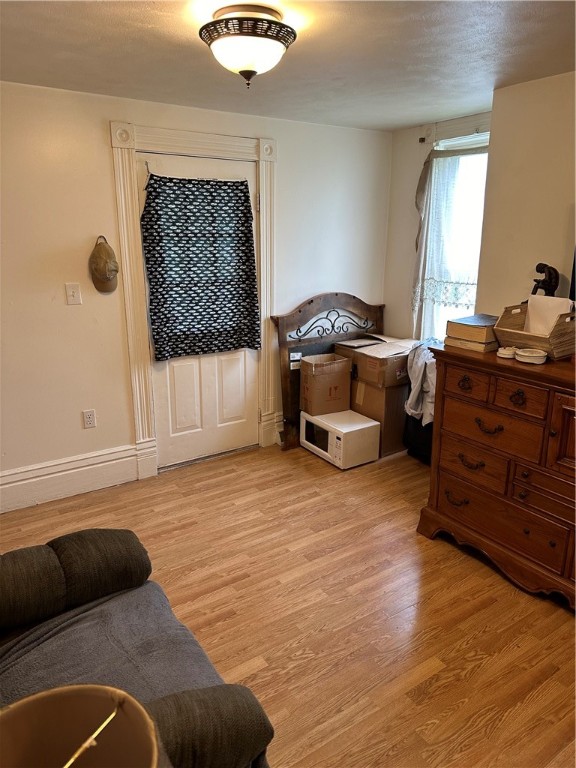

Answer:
[300,410,380,470]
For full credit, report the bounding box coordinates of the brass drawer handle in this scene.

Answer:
[474,417,504,435]
[457,452,485,471]
[509,389,526,407]
[457,375,473,391]
[445,490,469,507]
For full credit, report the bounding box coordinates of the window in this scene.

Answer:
[412,132,489,340]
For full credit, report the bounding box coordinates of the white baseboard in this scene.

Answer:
[134,439,158,479]
[0,443,157,514]
[0,421,282,514]
[260,410,284,447]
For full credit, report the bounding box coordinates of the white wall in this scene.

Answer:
[476,72,575,312]
[383,113,492,337]
[384,72,575,338]
[382,125,429,337]
[0,82,391,510]
[272,119,390,311]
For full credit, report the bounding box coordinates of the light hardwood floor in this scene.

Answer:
[1,447,574,768]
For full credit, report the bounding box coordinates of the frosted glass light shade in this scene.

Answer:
[210,35,286,75]
[199,8,296,86]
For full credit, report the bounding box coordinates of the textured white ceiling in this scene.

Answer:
[1,1,574,130]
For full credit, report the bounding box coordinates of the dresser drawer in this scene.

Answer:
[545,392,576,478]
[443,397,544,463]
[439,433,508,494]
[514,463,575,503]
[438,473,570,573]
[445,365,490,403]
[493,378,549,420]
[511,484,575,525]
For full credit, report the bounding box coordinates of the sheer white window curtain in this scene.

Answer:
[412,137,489,340]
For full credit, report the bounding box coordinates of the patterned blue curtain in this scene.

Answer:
[141,174,261,361]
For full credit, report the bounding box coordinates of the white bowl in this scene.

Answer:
[497,346,517,358]
[515,348,547,364]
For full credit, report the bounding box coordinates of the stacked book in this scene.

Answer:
[444,313,499,352]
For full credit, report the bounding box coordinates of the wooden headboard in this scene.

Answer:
[271,292,385,449]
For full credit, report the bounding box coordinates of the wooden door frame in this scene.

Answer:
[110,122,277,478]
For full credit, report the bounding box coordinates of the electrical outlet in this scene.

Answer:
[82,409,97,429]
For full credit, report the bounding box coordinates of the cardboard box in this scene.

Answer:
[300,354,351,416]
[334,338,381,361]
[354,343,410,388]
[351,380,409,456]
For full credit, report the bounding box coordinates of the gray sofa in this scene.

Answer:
[0,528,274,767]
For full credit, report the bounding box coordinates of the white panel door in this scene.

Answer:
[137,153,259,468]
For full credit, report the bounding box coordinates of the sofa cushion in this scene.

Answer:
[0,528,152,631]
[0,581,223,707]
[47,528,152,609]
[0,545,66,630]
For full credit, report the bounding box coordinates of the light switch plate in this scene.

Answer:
[65,283,82,305]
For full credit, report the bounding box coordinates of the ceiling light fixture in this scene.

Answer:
[199,4,297,88]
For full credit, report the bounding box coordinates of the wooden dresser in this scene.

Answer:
[418,346,575,608]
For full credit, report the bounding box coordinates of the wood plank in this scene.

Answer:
[0,446,573,768]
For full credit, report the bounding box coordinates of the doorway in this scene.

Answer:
[110,122,277,478]
[136,153,259,467]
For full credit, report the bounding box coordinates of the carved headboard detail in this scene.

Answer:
[272,292,385,450]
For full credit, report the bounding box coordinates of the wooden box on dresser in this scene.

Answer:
[418,345,575,608]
